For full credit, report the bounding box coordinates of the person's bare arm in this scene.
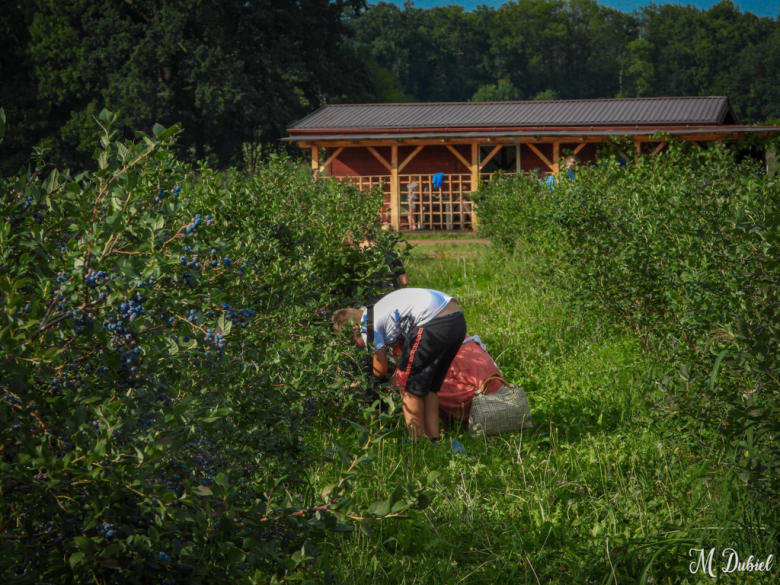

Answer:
[398,273,409,288]
[373,348,388,378]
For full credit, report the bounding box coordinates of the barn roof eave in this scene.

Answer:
[283,126,780,142]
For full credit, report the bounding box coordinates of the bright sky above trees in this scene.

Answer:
[371,0,777,18]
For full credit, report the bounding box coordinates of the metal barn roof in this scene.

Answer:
[289,96,739,132]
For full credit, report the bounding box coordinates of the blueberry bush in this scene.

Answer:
[0,110,432,584]
[474,140,780,528]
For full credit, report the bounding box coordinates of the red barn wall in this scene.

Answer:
[400,145,470,175]
[329,146,391,176]
[519,143,553,172]
[328,145,471,177]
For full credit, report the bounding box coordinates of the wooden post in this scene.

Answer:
[390,144,399,231]
[516,144,521,173]
[470,143,479,191]
[311,146,319,177]
[633,139,641,163]
[471,143,479,231]
[552,142,560,176]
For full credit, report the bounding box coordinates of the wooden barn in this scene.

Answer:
[285,96,778,231]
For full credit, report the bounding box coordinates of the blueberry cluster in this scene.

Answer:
[50,372,65,390]
[67,310,94,335]
[184,214,202,234]
[84,268,108,288]
[3,393,22,408]
[180,254,200,270]
[20,196,45,223]
[159,551,171,562]
[135,274,156,289]
[96,521,120,539]
[118,293,147,323]
[203,329,227,358]
[55,272,71,283]
[119,346,142,371]
[223,304,255,328]
[59,437,74,456]
[220,256,249,274]
[155,184,181,202]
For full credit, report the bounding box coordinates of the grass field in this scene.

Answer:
[308,240,773,584]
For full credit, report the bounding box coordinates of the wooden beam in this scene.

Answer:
[573,142,587,155]
[318,147,343,175]
[690,141,701,149]
[446,144,471,171]
[311,147,319,176]
[649,142,666,157]
[607,138,631,162]
[470,143,479,192]
[527,143,554,171]
[390,145,400,231]
[367,146,392,172]
[398,145,424,173]
[552,142,560,176]
[479,144,503,171]
[471,143,479,230]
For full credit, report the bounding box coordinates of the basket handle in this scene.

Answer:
[476,375,510,396]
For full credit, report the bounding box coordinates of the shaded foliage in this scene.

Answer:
[0,112,435,583]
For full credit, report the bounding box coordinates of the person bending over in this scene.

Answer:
[332,288,466,442]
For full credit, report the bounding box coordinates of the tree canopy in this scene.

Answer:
[1,0,778,173]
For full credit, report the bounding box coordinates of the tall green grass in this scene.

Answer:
[308,242,775,584]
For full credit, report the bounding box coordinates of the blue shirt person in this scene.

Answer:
[545,156,577,189]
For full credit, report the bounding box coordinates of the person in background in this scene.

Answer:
[565,155,577,179]
[332,288,466,442]
[408,182,419,230]
[545,156,577,189]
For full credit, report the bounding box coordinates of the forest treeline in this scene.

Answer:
[1,0,778,173]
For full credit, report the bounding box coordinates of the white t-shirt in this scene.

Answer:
[361,288,453,353]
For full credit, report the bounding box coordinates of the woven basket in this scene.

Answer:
[468,375,533,438]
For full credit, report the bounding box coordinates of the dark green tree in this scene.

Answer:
[24,0,371,169]
[640,0,776,122]
[0,2,47,175]
[471,78,523,101]
[348,1,492,102]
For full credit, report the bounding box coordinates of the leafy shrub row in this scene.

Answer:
[0,111,430,584]
[474,141,780,505]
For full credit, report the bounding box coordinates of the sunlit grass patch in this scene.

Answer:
[308,244,750,584]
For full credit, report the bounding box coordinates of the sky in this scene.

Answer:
[369,0,778,18]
